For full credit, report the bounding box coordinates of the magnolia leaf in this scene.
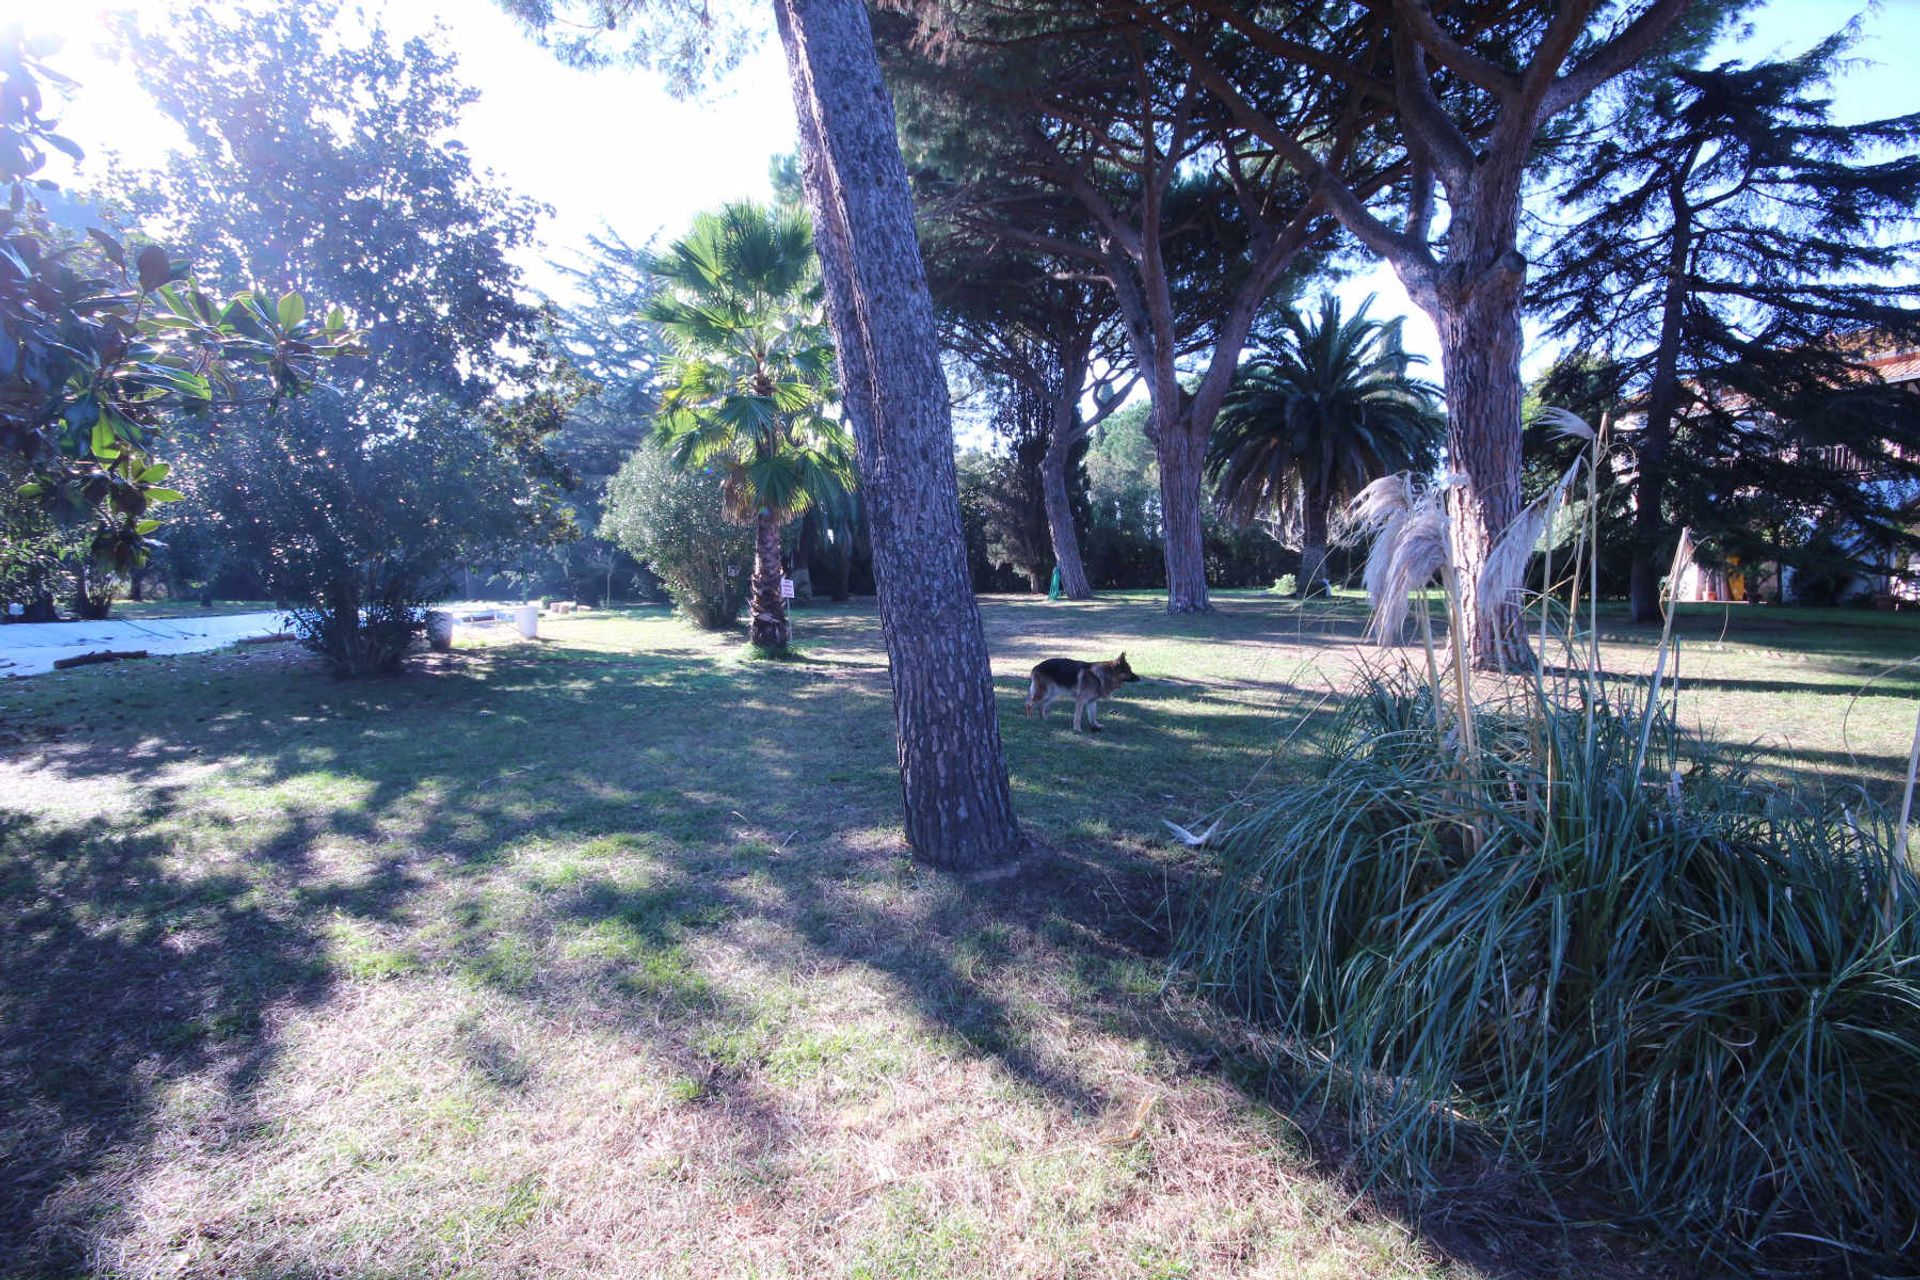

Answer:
[86,227,125,269]
[144,487,186,504]
[277,291,305,328]
[45,132,84,163]
[136,245,171,292]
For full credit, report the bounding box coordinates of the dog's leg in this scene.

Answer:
[1072,698,1085,733]
[1086,699,1103,733]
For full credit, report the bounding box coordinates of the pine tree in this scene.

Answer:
[1534,29,1920,618]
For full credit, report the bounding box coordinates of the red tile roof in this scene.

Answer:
[1863,348,1920,384]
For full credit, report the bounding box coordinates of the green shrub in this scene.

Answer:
[288,573,428,677]
[1176,667,1920,1274]
[600,444,751,629]
[177,391,573,677]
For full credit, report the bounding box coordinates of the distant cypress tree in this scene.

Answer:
[1535,29,1920,618]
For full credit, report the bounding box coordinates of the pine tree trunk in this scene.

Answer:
[1157,408,1211,614]
[750,510,789,649]
[1432,265,1531,670]
[774,0,1023,873]
[1631,191,1692,625]
[1629,411,1672,624]
[1040,444,1091,600]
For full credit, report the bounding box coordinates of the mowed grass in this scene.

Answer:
[1,592,1914,1279]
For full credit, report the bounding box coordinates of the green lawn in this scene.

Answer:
[2,593,1914,1278]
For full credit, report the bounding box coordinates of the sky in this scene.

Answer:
[11,0,1920,385]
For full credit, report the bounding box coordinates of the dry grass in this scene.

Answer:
[1,592,1912,1279]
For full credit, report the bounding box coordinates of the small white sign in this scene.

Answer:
[726,565,740,578]
[779,577,795,600]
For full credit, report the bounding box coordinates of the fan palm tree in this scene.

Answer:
[647,201,853,649]
[1208,295,1443,596]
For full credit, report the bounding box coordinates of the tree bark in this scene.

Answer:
[774,0,1023,873]
[750,509,789,649]
[1631,179,1694,624]
[1299,486,1330,596]
[1429,258,1531,669]
[1040,440,1091,600]
[1156,404,1211,613]
[1630,405,1675,624]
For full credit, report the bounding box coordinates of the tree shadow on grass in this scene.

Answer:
[0,622,1673,1278]
[0,807,334,1275]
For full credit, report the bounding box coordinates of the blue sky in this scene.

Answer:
[17,0,1919,384]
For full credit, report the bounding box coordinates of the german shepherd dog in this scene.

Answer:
[1025,653,1140,733]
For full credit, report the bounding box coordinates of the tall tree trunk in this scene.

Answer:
[1156,406,1210,613]
[1631,412,1675,624]
[1040,442,1091,600]
[1299,486,1330,597]
[1631,185,1694,624]
[1430,261,1531,670]
[774,0,1023,873]
[750,509,789,648]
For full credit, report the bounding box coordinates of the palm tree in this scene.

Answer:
[647,202,853,649]
[1208,295,1442,596]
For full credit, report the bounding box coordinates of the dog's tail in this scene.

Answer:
[1025,674,1041,716]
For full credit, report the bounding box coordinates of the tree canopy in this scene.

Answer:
[0,26,355,573]
[1209,295,1442,593]
[1533,26,1920,615]
[648,199,851,649]
[101,2,574,670]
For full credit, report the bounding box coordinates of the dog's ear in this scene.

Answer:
[1116,651,1127,664]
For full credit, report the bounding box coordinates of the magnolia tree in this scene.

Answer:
[106,3,573,671]
[0,29,354,582]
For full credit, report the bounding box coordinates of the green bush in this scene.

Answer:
[289,575,425,677]
[1176,668,1920,1274]
[182,396,571,677]
[600,445,751,629]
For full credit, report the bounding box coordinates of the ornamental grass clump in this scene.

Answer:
[1178,412,1920,1274]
